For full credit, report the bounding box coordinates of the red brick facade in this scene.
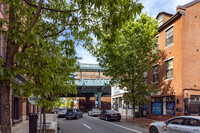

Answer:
[0,1,40,126]
[148,1,200,120]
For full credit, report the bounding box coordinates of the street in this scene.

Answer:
[59,114,148,133]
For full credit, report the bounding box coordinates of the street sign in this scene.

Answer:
[28,94,41,105]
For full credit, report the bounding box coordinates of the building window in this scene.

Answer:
[153,65,159,83]
[165,59,173,79]
[2,33,6,58]
[163,96,175,116]
[119,97,122,108]
[143,72,147,84]
[157,15,163,27]
[2,3,6,15]
[165,27,173,47]
[191,95,200,101]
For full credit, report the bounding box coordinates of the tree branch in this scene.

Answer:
[24,0,81,13]
[29,0,43,30]
[43,27,66,38]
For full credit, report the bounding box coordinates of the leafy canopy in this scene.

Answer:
[93,14,160,106]
[0,0,143,107]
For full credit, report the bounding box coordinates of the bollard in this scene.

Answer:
[29,113,38,133]
[159,116,162,121]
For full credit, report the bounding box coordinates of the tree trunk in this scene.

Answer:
[132,103,136,122]
[43,107,46,133]
[0,80,11,133]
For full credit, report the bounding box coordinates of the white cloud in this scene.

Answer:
[140,0,193,17]
[76,46,98,64]
[75,0,194,64]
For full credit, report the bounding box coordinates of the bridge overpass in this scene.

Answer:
[67,63,111,109]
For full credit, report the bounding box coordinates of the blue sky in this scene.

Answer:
[76,0,192,64]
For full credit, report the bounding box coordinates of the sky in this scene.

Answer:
[76,0,193,64]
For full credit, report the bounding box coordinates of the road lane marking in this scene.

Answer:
[83,123,92,129]
[84,114,143,133]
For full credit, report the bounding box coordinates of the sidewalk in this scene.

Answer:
[11,113,57,133]
[121,116,157,127]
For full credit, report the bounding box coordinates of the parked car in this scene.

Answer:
[66,108,83,119]
[88,108,101,116]
[52,107,60,114]
[58,108,67,118]
[99,110,121,121]
[149,116,200,133]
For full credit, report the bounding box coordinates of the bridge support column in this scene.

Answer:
[98,92,102,109]
[85,96,90,112]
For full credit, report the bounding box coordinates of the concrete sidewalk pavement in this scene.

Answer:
[11,113,57,133]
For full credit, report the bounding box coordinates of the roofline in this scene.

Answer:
[158,11,185,32]
[156,12,173,19]
[177,0,200,10]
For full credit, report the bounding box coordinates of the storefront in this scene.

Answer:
[111,85,143,118]
[12,88,22,125]
[150,96,176,120]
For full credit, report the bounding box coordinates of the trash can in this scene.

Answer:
[29,113,38,133]
[135,112,139,118]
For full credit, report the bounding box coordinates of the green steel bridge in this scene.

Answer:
[67,63,111,109]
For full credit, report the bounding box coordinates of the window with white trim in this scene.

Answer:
[165,59,173,79]
[157,15,163,27]
[153,65,158,83]
[165,27,173,47]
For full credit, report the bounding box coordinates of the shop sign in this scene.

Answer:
[167,102,175,116]
[28,94,41,105]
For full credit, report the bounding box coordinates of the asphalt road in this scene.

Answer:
[59,114,148,133]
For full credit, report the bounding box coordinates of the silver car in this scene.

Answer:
[88,108,101,116]
[58,108,67,118]
[149,116,200,133]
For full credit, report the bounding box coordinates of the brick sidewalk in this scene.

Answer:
[121,116,157,127]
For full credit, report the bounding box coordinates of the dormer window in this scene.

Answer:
[157,15,163,27]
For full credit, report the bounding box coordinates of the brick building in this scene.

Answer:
[0,1,39,128]
[148,0,200,120]
[76,64,111,111]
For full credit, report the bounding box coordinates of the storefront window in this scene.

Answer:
[119,97,122,108]
[151,97,175,116]
[163,96,175,116]
[128,104,132,109]
[152,102,162,115]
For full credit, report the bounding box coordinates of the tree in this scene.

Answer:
[93,14,160,120]
[0,0,143,132]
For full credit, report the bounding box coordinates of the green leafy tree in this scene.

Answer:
[94,14,160,120]
[0,0,143,132]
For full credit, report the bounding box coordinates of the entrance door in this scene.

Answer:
[13,97,20,120]
[26,101,29,118]
[141,105,147,117]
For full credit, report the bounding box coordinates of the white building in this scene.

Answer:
[111,85,139,117]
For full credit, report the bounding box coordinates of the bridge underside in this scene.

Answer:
[61,85,111,97]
